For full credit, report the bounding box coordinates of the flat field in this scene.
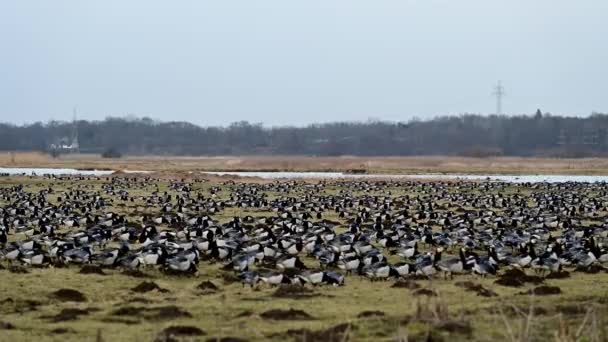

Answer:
[1,174,608,342]
[3,152,608,175]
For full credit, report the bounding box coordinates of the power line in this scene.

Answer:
[492,81,505,115]
[71,107,80,153]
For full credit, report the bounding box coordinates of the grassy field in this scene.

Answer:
[4,152,608,175]
[1,175,608,342]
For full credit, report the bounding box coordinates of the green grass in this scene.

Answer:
[2,265,608,341]
[1,177,608,341]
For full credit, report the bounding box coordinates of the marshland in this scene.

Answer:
[1,171,608,342]
[5,1,608,341]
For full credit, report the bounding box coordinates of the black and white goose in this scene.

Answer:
[397,241,418,259]
[277,255,306,270]
[415,251,438,278]
[258,269,292,286]
[165,255,197,273]
[337,255,361,274]
[436,247,468,279]
[361,262,394,281]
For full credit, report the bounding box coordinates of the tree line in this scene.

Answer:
[2,111,608,157]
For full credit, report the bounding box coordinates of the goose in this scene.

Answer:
[2,244,22,264]
[117,253,141,269]
[588,237,608,264]
[238,271,260,288]
[392,262,414,277]
[92,247,123,266]
[397,241,418,259]
[337,255,361,274]
[166,256,197,273]
[210,242,233,260]
[0,229,7,244]
[436,247,468,279]
[318,250,340,269]
[61,246,92,264]
[508,242,536,268]
[323,270,345,286]
[277,255,306,270]
[140,245,168,266]
[362,249,384,266]
[541,255,561,275]
[230,253,256,272]
[258,270,292,286]
[415,252,438,278]
[353,240,373,255]
[20,239,40,251]
[20,249,47,266]
[574,250,597,269]
[471,257,498,277]
[285,240,303,255]
[361,262,393,281]
[469,247,499,277]
[531,248,561,276]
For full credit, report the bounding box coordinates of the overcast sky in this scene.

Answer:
[1,1,607,126]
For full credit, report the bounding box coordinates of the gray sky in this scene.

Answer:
[1,1,607,126]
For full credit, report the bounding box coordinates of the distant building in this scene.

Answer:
[49,114,80,154]
[49,136,79,153]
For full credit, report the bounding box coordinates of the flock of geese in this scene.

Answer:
[1,175,608,288]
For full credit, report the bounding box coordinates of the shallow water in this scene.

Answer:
[203,171,608,183]
[2,168,607,183]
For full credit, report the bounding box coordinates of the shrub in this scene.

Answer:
[101,147,122,159]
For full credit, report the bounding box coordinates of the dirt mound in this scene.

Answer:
[436,320,473,335]
[579,264,606,274]
[524,286,562,296]
[556,304,587,316]
[50,327,75,334]
[112,305,192,321]
[221,272,240,285]
[495,269,543,287]
[197,281,219,292]
[127,297,152,304]
[0,298,14,304]
[496,306,548,317]
[0,298,42,314]
[260,308,313,320]
[0,321,15,330]
[357,310,385,318]
[206,338,249,342]
[391,280,420,289]
[272,285,317,299]
[131,281,169,293]
[156,326,206,341]
[545,270,571,279]
[79,265,106,275]
[412,288,438,297]
[112,306,149,316]
[99,317,140,325]
[162,267,198,277]
[454,281,498,297]
[121,269,151,278]
[408,274,434,281]
[8,266,29,274]
[45,308,91,322]
[51,289,87,302]
[282,323,353,342]
[408,330,444,342]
